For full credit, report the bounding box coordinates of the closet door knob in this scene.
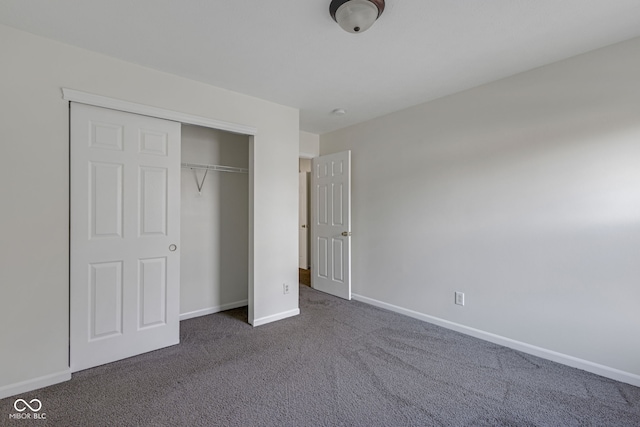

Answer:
[169,244,177,252]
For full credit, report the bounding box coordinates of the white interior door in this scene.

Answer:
[299,171,308,269]
[311,151,351,300]
[70,103,181,372]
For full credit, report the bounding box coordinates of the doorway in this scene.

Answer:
[180,125,250,320]
[299,157,311,286]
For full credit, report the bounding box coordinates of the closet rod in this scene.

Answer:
[181,162,248,174]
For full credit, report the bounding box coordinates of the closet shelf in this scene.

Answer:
[181,162,248,174]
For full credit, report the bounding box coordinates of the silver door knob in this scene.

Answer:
[341,231,352,237]
[169,244,177,252]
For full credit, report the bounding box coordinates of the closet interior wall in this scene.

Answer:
[180,125,249,319]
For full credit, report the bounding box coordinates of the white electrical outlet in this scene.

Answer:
[283,283,289,295]
[455,292,465,306]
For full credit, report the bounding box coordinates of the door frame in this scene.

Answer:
[63,88,259,325]
[298,171,309,269]
[299,153,314,271]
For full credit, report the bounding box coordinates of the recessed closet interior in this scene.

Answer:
[180,125,249,320]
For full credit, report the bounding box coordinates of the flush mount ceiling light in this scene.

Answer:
[330,0,385,34]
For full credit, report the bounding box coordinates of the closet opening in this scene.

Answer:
[179,125,250,322]
[67,89,259,372]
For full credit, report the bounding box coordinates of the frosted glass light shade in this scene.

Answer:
[335,0,380,33]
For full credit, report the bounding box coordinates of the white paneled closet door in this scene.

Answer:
[70,103,181,372]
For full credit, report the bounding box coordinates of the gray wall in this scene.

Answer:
[181,126,249,317]
[321,37,640,380]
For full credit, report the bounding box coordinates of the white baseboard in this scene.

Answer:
[180,300,248,321]
[0,369,71,400]
[352,293,640,388]
[252,308,300,327]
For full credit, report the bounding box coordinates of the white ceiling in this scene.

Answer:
[2,1,640,134]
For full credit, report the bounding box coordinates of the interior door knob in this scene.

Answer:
[301,224,306,228]
[169,244,177,252]
[341,231,352,237]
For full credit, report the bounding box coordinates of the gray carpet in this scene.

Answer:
[2,284,639,426]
